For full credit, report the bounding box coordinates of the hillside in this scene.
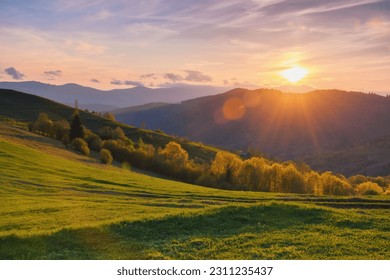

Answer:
[0,89,222,163]
[0,81,226,111]
[115,88,390,176]
[1,123,390,259]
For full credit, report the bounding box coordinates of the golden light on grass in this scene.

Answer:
[280,66,308,83]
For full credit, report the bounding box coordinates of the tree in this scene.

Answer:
[159,141,189,168]
[33,113,53,135]
[69,110,85,141]
[280,164,305,193]
[112,127,125,140]
[210,152,242,186]
[52,119,70,142]
[355,182,383,195]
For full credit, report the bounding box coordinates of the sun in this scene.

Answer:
[280,66,308,83]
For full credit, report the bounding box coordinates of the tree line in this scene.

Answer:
[28,111,390,196]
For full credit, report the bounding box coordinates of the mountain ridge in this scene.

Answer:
[0,81,228,111]
[115,88,390,176]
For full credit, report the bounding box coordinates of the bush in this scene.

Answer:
[355,182,383,195]
[52,119,70,142]
[85,131,103,151]
[112,127,125,140]
[100,149,113,165]
[97,126,126,140]
[102,139,134,162]
[71,138,90,156]
[90,137,103,151]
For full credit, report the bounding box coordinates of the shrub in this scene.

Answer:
[71,138,90,156]
[355,182,383,195]
[90,137,103,151]
[103,112,116,121]
[100,149,113,165]
[52,119,70,142]
[97,126,127,141]
[97,126,113,140]
[102,139,134,162]
[85,131,103,151]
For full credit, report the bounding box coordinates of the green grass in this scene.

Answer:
[1,124,390,259]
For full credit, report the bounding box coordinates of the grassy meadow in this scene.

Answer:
[1,123,390,259]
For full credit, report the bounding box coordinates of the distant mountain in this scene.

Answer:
[115,88,390,176]
[0,81,227,111]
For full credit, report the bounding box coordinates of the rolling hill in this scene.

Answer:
[0,89,222,163]
[115,88,390,176]
[0,81,227,111]
[1,122,390,259]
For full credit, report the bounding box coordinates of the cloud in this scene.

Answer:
[111,79,144,87]
[184,70,213,82]
[164,73,184,82]
[44,70,62,77]
[90,78,100,83]
[5,67,25,80]
[140,73,158,80]
[162,70,213,83]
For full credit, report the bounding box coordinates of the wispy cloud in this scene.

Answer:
[111,79,144,87]
[90,78,100,83]
[163,71,213,83]
[44,70,62,77]
[140,73,158,80]
[183,70,213,82]
[164,73,183,82]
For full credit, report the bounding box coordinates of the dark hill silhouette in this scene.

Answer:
[115,88,390,176]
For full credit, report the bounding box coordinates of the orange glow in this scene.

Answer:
[280,66,308,83]
[243,91,262,107]
[222,97,246,120]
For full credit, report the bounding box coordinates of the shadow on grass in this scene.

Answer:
[0,203,331,260]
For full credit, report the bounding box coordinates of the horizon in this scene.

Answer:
[1,80,390,96]
[1,0,390,92]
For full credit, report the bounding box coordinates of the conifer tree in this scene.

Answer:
[69,110,85,141]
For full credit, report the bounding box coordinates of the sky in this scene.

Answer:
[1,0,390,92]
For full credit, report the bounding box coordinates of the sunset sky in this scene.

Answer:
[1,0,389,92]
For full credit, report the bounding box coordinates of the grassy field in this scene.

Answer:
[1,123,390,259]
